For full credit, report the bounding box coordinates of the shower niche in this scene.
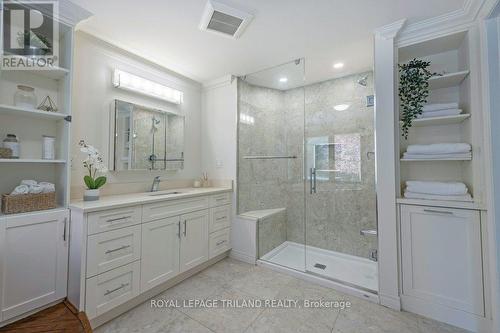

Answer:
[110,100,185,171]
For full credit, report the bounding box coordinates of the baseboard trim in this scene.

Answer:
[379,293,401,311]
[90,251,230,329]
[0,299,64,328]
[229,249,256,264]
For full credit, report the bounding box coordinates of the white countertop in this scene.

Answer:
[70,187,232,213]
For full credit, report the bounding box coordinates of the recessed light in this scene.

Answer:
[333,63,344,69]
[334,104,350,111]
[279,77,288,83]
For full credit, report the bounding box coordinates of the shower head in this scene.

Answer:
[357,75,368,87]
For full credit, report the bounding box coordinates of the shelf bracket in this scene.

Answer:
[64,115,72,122]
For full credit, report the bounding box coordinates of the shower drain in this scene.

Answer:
[314,263,326,270]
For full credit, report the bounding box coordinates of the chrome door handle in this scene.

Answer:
[177,220,181,238]
[309,168,317,194]
[423,209,454,216]
[106,216,131,224]
[63,218,67,241]
[183,220,187,236]
[360,229,378,236]
[104,283,129,296]
[216,240,226,246]
[105,245,131,254]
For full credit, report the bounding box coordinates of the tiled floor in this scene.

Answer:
[96,258,470,333]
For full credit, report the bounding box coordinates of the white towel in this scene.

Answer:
[10,184,29,195]
[39,182,55,193]
[404,191,473,202]
[406,143,471,155]
[417,109,462,119]
[406,181,468,195]
[29,184,43,194]
[422,103,459,112]
[20,179,37,186]
[403,153,471,160]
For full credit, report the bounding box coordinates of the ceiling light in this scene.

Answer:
[334,104,350,111]
[279,77,288,83]
[333,63,344,69]
[113,69,183,104]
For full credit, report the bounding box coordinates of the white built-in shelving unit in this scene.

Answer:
[397,30,484,208]
[0,21,74,216]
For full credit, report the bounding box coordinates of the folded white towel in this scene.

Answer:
[406,143,471,155]
[406,181,468,195]
[29,184,43,194]
[10,184,29,195]
[417,109,462,119]
[404,191,473,202]
[422,103,459,112]
[403,153,472,160]
[39,182,55,193]
[21,179,37,186]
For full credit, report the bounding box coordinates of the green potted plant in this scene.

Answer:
[79,140,107,201]
[399,59,438,139]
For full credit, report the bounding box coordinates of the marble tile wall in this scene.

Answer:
[237,72,377,260]
[258,209,287,258]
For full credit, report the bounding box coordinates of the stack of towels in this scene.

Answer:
[10,180,55,196]
[404,181,473,202]
[418,102,462,118]
[402,143,472,160]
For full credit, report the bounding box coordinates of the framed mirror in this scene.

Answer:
[111,100,185,171]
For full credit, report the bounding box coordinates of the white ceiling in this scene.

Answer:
[75,0,466,85]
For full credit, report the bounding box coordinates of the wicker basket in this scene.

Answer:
[0,148,12,159]
[1,192,56,214]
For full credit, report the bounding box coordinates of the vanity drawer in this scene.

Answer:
[209,204,232,233]
[143,197,209,222]
[88,206,141,235]
[87,225,141,277]
[85,261,140,319]
[210,192,231,207]
[209,227,231,259]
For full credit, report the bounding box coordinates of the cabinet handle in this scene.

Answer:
[216,216,227,221]
[183,220,187,236]
[216,240,226,246]
[177,221,181,238]
[423,209,454,215]
[63,218,67,241]
[105,245,131,254]
[106,216,131,224]
[104,282,129,296]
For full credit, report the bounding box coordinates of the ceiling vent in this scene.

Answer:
[199,1,253,39]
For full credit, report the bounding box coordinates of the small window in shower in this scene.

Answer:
[310,133,361,183]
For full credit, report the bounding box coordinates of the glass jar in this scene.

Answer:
[3,134,20,158]
[14,85,37,109]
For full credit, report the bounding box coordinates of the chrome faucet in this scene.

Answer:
[151,176,161,192]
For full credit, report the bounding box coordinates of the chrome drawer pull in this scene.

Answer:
[106,216,131,223]
[105,245,131,254]
[104,282,129,296]
[216,240,227,246]
[216,216,227,221]
[423,209,454,215]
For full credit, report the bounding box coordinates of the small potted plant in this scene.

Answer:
[79,140,107,201]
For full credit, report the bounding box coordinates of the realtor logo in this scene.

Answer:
[1,1,59,70]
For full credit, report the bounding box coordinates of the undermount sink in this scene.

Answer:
[148,191,184,196]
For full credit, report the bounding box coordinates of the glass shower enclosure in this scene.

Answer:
[237,59,378,292]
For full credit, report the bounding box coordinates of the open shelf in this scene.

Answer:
[0,206,67,219]
[428,70,469,90]
[0,159,66,164]
[396,197,477,210]
[0,104,67,120]
[400,114,470,127]
[6,64,70,80]
[401,157,472,161]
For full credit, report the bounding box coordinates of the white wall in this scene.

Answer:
[201,75,238,209]
[71,32,202,197]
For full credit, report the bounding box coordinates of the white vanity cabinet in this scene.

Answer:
[400,204,485,329]
[0,209,69,322]
[68,188,232,325]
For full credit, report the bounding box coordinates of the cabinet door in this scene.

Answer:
[0,210,69,321]
[400,205,484,315]
[141,217,180,292]
[180,210,209,273]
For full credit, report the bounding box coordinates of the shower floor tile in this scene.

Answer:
[260,241,378,292]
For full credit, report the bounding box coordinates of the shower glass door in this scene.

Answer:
[237,59,306,272]
[304,73,378,292]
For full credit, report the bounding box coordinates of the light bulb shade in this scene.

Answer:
[113,69,183,104]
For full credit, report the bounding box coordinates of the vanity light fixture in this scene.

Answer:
[334,104,350,111]
[113,69,183,104]
[333,62,344,69]
[279,77,288,83]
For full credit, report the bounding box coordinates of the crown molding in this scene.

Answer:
[396,0,486,47]
[374,19,407,39]
[202,75,236,91]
